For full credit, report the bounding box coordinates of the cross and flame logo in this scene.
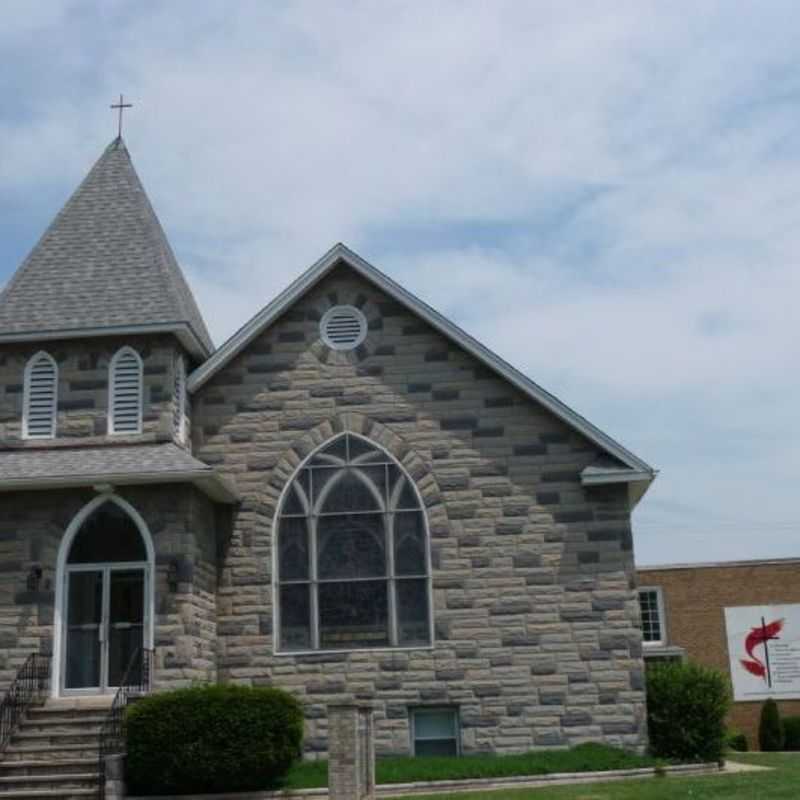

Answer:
[741,618,784,686]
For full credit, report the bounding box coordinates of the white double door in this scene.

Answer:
[63,563,148,694]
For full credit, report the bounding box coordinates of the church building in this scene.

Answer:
[0,137,656,757]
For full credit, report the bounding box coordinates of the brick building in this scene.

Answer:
[0,137,657,757]
[637,558,800,748]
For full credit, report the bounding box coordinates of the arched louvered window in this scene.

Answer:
[23,351,58,439]
[109,347,143,435]
[173,354,187,443]
[276,432,432,652]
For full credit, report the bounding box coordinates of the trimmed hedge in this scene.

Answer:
[783,716,800,751]
[126,685,303,795]
[759,698,784,751]
[646,661,730,762]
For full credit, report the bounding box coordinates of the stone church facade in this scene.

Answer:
[0,137,656,757]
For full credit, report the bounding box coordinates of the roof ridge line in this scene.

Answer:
[0,139,121,306]
[0,138,213,355]
[118,146,214,353]
[187,243,655,476]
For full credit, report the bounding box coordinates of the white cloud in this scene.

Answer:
[1,1,799,563]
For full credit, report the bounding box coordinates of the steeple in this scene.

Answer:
[0,138,213,357]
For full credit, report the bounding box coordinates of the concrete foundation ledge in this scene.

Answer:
[128,761,723,799]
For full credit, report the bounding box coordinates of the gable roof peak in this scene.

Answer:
[0,136,213,357]
[188,243,655,486]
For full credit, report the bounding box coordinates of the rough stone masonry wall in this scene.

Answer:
[193,263,647,756]
[0,485,217,694]
[0,334,189,447]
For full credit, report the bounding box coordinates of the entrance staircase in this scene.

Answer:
[0,697,111,799]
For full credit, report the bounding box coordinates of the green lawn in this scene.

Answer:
[283,744,659,790]
[387,753,799,800]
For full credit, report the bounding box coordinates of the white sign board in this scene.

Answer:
[725,605,800,701]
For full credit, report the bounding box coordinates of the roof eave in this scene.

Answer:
[0,322,211,360]
[188,243,654,475]
[0,468,238,504]
[581,466,657,508]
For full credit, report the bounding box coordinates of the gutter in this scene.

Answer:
[0,469,238,504]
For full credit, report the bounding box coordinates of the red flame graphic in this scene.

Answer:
[740,618,783,680]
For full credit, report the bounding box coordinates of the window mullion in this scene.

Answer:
[310,513,320,650]
[387,503,398,646]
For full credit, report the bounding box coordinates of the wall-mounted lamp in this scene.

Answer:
[26,564,43,592]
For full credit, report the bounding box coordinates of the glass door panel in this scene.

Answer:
[107,569,145,688]
[65,570,103,690]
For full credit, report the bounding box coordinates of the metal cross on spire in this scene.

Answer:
[110,94,133,138]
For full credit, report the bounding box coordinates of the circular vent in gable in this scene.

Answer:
[320,305,368,350]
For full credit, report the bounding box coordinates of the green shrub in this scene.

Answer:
[125,685,303,795]
[783,716,800,751]
[759,698,785,751]
[646,661,731,762]
[726,730,749,752]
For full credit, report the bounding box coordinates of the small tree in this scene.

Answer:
[646,661,731,762]
[759,698,784,751]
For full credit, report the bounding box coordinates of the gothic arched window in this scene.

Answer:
[276,433,432,652]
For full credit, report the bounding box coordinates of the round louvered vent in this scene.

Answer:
[320,305,368,350]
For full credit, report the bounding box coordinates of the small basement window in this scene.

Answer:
[320,305,368,350]
[411,708,460,757]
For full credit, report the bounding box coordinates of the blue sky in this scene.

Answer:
[1,2,798,565]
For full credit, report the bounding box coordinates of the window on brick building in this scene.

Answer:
[276,432,432,652]
[638,587,665,645]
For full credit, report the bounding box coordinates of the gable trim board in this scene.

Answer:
[188,243,656,490]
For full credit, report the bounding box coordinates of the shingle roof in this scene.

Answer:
[0,443,237,502]
[0,138,213,355]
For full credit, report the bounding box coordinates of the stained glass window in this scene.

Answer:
[277,433,432,651]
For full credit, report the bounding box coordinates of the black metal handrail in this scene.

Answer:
[97,648,153,799]
[0,652,50,753]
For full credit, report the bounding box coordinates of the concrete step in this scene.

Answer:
[1,745,99,763]
[41,697,113,711]
[0,791,97,799]
[8,730,100,748]
[0,759,99,778]
[26,707,109,725]
[0,773,99,792]
[17,717,106,733]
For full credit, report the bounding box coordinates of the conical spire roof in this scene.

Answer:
[0,138,213,355]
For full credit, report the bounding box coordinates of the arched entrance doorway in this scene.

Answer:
[53,495,154,696]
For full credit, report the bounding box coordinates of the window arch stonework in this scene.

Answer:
[276,432,432,652]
